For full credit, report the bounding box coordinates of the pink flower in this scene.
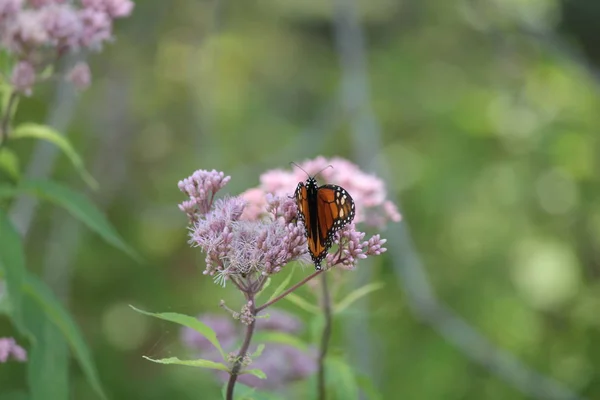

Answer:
[66,61,91,90]
[81,0,134,18]
[5,9,49,53]
[0,0,23,22]
[77,8,111,49]
[0,337,27,363]
[27,0,66,8]
[40,4,82,49]
[239,188,267,221]
[10,60,35,95]
[252,156,401,228]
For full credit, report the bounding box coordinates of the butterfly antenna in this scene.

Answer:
[290,162,310,178]
[314,164,333,179]
[290,162,333,180]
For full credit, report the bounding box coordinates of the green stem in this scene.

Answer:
[0,91,18,150]
[317,272,332,400]
[255,269,323,313]
[225,294,257,400]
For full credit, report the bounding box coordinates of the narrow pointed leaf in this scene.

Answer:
[142,356,229,371]
[23,273,107,400]
[252,344,265,358]
[253,331,308,351]
[0,148,20,181]
[10,123,98,189]
[334,282,385,314]
[0,180,140,262]
[0,210,25,332]
[241,369,267,379]
[326,357,359,400]
[255,277,271,300]
[284,293,319,314]
[24,298,69,400]
[130,306,225,359]
[265,269,294,304]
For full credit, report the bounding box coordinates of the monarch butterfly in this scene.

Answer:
[294,168,355,271]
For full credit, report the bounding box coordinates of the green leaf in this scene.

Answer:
[130,306,225,360]
[265,268,294,304]
[355,374,383,400]
[0,212,102,400]
[334,282,385,314]
[0,391,29,400]
[240,368,267,379]
[0,180,140,262]
[10,123,98,190]
[23,298,69,400]
[221,383,255,400]
[326,357,359,400]
[0,210,25,332]
[252,343,265,358]
[142,356,230,371]
[23,273,107,400]
[284,293,319,314]
[255,277,271,300]
[253,331,308,351]
[0,148,20,181]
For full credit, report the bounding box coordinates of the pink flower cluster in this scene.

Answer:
[181,309,317,390]
[0,337,27,362]
[241,156,401,228]
[0,0,134,95]
[178,169,309,280]
[325,226,387,270]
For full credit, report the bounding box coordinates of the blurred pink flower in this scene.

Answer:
[0,337,27,363]
[252,156,401,228]
[41,4,82,49]
[66,61,91,89]
[0,0,23,23]
[239,188,267,221]
[0,0,134,95]
[81,0,134,18]
[10,60,35,95]
[77,8,111,48]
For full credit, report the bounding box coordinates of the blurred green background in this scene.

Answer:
[3,0,600,398]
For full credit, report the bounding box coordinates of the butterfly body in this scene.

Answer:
[295,176,355,270]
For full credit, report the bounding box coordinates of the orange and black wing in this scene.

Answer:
[294,182,311,240]
[312,185,355,266]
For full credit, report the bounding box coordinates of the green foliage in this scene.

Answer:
[285,293,320,314]
[0,148,20,182]
[0,211,107,400]
[142,356,230,372]
[240,369,267,380]
[252,343,265,358]
[264,269,294,304]
[253,331,309,351]
[130,306,226,360]
[333,282,385,314]
[23,273,107,400]
[10,123,98,190]
[0,180,140,262]
[0,210,26,332]
[221,383,284,400]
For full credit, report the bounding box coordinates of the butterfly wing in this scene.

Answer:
[311,184,355,267]
[295,182,310,239]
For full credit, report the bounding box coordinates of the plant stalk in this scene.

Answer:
[0,91,18,149]
[225,295,257,400]
[255,269,323,313]
[317,272,332,400]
